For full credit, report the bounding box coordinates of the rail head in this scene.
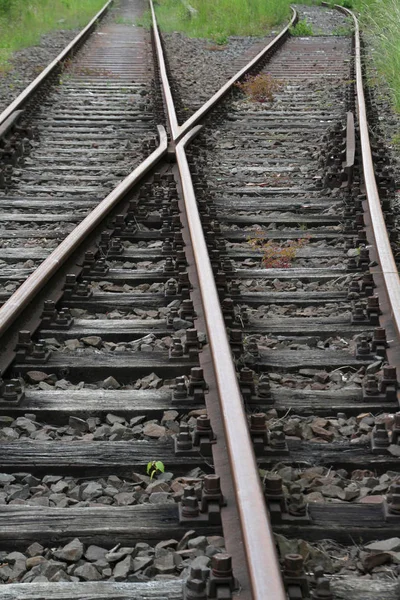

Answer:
[175,128,286,600]
[0,126,168,339]
[340,6,400,351]
[0,0,114,129]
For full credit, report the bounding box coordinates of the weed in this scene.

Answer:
[210,32,228,45]
[147,460,165,479]
[236,73,283,103]
[248,231,310,269]
[290,19,314,37]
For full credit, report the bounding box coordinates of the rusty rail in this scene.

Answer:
[341,6,400,348]
[0,126,168,336]
[176,128,286,600]
[0,0,113,130]
[150,0,297,142]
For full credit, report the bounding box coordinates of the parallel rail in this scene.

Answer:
[0,0,114,133]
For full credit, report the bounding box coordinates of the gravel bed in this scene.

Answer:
[276,533,400,578]
[247,302,352,318]
[161,33,273,117]
[245,332,366,353]
[23,371,174,391]
[264,463,398,504]
[267,365,372,391]
[0,532,225,584]
[293,4,351,35]
[0,468,206,508]
[0,30,81,112]
[0,408,206,442]
[255,410,391,445]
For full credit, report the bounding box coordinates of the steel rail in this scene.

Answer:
[176,128,286,600]
[0,126,168,336]
[341,6,400,347]
[0,0,113,128]
[149,0,180,140]
[149,1,297,143]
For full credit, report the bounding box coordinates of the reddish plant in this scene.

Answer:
[248,231,310,269]
[236,73,283,103]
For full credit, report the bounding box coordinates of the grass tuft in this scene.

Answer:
[290,19,314,37]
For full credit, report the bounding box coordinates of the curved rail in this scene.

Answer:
[0,126,168,336]
[176,129,286,599]
[149,0,297,142]
[341,6,400,352]
[0,0,113,129]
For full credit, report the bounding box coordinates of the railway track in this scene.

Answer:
[0,1,399,599]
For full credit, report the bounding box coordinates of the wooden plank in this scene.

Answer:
[14,353,196,382]
[40,319,170,341]
[0,440,202,475]
[0,389,199,421]
[256,348,373,370]
[0,581,183,600]
[63,293,165,311]
[234,267,349,280]
[332,578,400,600]
[272,386,396,416]
[0,440,398,475]
[0,505,219,548]
[235,291,348,305]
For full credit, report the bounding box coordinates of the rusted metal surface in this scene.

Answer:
[0,126,167,337]
[149,0,180,140]
[342,6,400,365]
[176,128,287,600]
[0,0,113,129]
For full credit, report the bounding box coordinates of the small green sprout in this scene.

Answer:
[147,460,165,479]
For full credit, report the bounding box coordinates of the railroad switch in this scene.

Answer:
[0,375,24,404]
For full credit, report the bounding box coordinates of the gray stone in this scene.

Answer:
[74,562,102,581]
[143,423,166,438]
[132,556,153,572]
[149,492,173,504]
[68,417,89,434]
[106,548,134,563]
[154,553,175,574]
[365,538,400,552]
[81,482,103,501]
[188,536,207,551]
[81,336,102,348]
[113,555,132,581]
[0,473,16,485]
[54,538,84,562]
[26,542,44,558]
[85,546,108,563]
[103,376,121,389]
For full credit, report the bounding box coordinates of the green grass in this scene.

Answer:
[153,0,300,38]
[0,0,107,69]
[352,0,400,112]
[290,19,314,37]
